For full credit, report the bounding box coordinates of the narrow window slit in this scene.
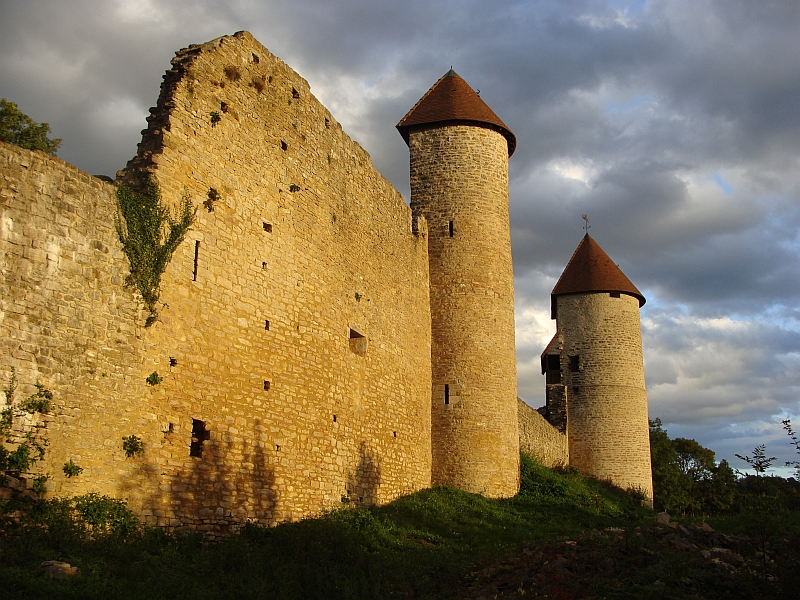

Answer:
[444,384,450,405]
[262,261,267,269]
[448,220,454,238]
[264,380,271,391]
[280,140,288,151]
[193,240,200,281]
[333,414,337,423]
[263,222,272,232]
[265,319,270,331]
[292,88,300,99]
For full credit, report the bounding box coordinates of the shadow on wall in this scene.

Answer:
[347,441,381,505]
[119,418,276,537]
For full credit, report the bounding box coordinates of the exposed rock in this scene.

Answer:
[40,561,81,580]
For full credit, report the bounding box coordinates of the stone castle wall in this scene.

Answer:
[556,293,653,500]
[517,398,568,467]
[409,125,519,497]
[1,31,433,533]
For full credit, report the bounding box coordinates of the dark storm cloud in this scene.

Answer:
[2,0,800,469]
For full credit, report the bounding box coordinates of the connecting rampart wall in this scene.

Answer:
[517,399,568,467]
[1,31,432,534]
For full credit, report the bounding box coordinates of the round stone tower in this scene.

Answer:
[397,70,519,497]
[549,234,653,502]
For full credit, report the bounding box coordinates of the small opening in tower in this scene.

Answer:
[190,419,210,458]
[569,355,580,372]
[349,329,367,355]
[545,354,561,384]
[393,431,397,438]
[169,357,178,367]
[292,88,300,99]
[264,380,271,391]
[324,118,330,129]
[275,444,280,452]
[262,261,267,269]
[281,140,288,151]
[220,101,228,113]
[610,291,620,298]
[444,384,450,405]
[193,240,200,281]
[448,220,454,238]
[263,222,272,232]
[265,319,270,331]
[252,53,260,63]
[333,414,337,422]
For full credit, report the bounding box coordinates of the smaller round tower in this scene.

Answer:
[546,234,653,502]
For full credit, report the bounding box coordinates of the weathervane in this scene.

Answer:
[582,214,590,234]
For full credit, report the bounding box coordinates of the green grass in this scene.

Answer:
[0,456,770,599]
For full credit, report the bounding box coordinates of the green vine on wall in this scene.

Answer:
[115,175,196,324]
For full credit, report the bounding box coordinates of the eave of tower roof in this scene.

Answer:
[396,69,516,157]
[551,234,645,318]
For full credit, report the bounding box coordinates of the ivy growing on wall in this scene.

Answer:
[114,175,196,324]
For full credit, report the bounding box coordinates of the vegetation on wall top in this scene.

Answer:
[0,99,62,155]
[114,175,196,324]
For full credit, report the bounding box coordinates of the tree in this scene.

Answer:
[0,98,61,155]
[649,418,689,513]
[649,418,738,515]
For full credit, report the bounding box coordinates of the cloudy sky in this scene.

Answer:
[2,0,799,474]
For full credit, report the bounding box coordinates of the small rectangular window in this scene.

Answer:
[349,329,367,355]
[444,384,450,405]
[545,354,561,384]
[569,355,580,372]
[190,419,210,457]
[448,220,454,238]
[610,291,620,298]
[265,319,270,331]
[264,380,271,391]
[263,222,272,232]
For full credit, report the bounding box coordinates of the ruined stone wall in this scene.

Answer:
[517,399,567,467]
[556,293,652,500]
[1,31,433,533]
[409,125,519,498]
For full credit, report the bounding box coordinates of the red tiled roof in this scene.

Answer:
[551,234,645,318]
[396,69,516,156]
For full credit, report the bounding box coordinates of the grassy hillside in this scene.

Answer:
[1,455,796,599]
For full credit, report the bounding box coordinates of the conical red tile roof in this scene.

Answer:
[551,234,645,318]
[397,69,516,156]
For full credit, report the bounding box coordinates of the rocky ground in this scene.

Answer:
[457,515,799,599]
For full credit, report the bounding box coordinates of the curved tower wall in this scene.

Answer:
[556,292,653,500]
[409,124,519,497]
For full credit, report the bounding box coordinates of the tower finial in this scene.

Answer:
[582,214,590,235]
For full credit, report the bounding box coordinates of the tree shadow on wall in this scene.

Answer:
[346,441,382,505]
[120,418,277,535]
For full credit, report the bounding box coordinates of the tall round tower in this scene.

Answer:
[397,70,519,497]
[548,234,653,502]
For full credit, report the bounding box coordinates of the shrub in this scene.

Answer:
[63,459,83,478]
[122,435,144,458]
